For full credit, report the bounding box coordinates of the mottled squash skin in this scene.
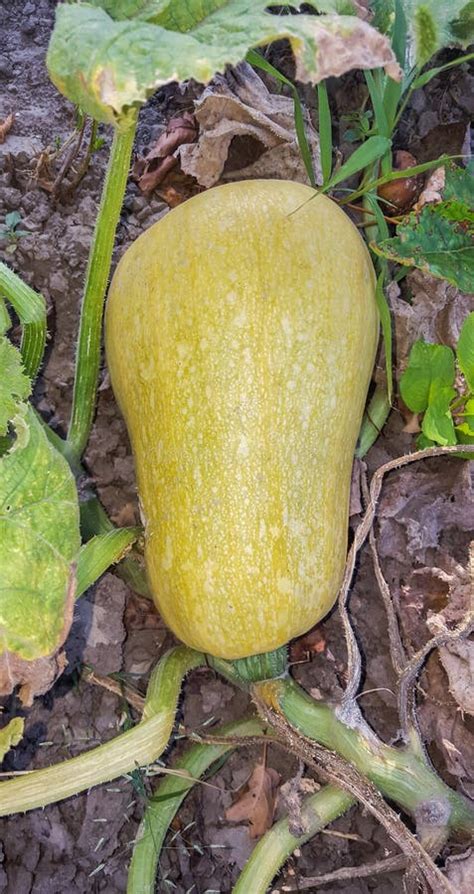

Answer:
[105,180,378,659]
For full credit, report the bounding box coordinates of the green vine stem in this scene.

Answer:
[0,647,203,816]
[76,527,141,597]
[0,261,47,380]
[255,678,474,835]
[356,384,391,458]
[67,120,137,458]
[127,717,263,894]
[233,785,354,893]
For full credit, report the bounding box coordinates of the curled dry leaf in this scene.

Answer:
[377,150,424,212]
[225,762,281,838]
[179,62,321,188]
[0,112,14,144]
[388,272,473,374]
[426,545,474,716]
[413,166,446,212]
[445,849,474,893]
[134,112,198,194]
[294,16,402,83]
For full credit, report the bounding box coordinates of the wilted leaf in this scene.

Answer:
[0,407,80,672]
[0,717,24,762]
[226,763,280,838]
[400,340,455,413]
[445,849,474,893]
[179,63,320,189]
[457,312,474,393]
[413,166,446,212]
[374,204,474,292]
[444,162,474,205]
[47,2,400,128]
[426,546,474,716]
[134,112,197,194]
[388,272,472,375]
[0,112,14,145]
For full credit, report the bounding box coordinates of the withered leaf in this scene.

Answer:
[0,112,14,144]
[134,112,197,194]
[226,763,280,838]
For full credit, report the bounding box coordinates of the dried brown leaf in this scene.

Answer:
[134,112,197,194]
[445,849,474,893]
[388,272,473,374]
[425,545,474,715]
[0,112,14,144]
[179,62,321,188]
[295,18,401,83]
[225,763,280,838]
[413,166,446,212]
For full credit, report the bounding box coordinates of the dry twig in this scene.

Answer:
[280,853,407,890]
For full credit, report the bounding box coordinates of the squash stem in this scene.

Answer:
[0,647,203,816]
[67,120,137,458]
[233,785,354,893]
[127,717,263,894]
[257,677,474,836]
[231,645,289,683]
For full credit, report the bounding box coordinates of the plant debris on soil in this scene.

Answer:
[0,2,473,893]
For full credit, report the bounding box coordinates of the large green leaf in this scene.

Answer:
[0,337,31,437]
[0,336,31,455]
[47,2,400,127]
[0,408,80,661]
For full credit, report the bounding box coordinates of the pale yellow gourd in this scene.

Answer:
[105,180,379,659]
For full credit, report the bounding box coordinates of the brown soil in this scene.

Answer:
[0,3,472,892]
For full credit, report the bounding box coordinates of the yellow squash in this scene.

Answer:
[105,180,379,659]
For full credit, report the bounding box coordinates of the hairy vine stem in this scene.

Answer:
[67,120,137,458]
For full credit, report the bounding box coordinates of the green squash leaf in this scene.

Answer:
[421,386,457,446]
[374,204,474,292]
[456,396,474,439]
[0,407,80,662]
[0,717,24,762]
[0,336,31,441]
[457,312,474,392]
[47,2,399,127]
[400,340,455,413]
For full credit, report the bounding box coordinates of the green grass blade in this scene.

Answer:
[322,136,391,191]
[341,154,458,204]
[411,52,474,91]
[247,49,316,187]
[365,70,389,136]
[374,272,393,404]
[317,80,332,185]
